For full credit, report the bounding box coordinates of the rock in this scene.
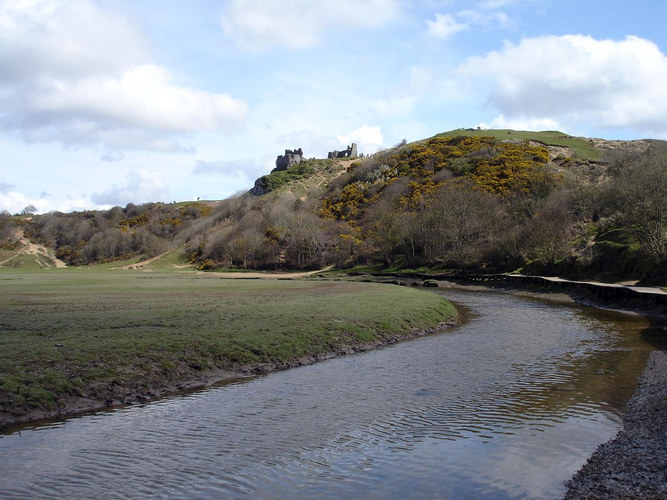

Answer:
[274,148,303,171]
[250,176,269,196]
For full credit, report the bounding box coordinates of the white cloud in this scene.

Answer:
[91,167,169,206]
[29,64,248,132]
[371,66,434,118]
[426,13,467,39]
[0,190,49,215]
[193,158,263,178]
[0,0,147,82]
[221,0,400,51]
[457,9,512,29]
[337,125,384,154]
[371,95,418,117]
[461,35,667,137]
[0,0,248,151]
[426,0,523,41]
[408,66,434,93]
[476,114,560,131]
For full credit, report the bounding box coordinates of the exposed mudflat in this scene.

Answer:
[565,350,667,499]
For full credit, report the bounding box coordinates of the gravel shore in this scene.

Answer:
[565,350,667,499]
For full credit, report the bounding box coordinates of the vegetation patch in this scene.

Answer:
[0,271,456,426]
[434,129,602,161]
[253,158,342,194]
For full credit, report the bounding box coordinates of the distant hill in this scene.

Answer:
[1,130,664,284]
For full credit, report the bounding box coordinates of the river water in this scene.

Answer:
[0,289,663,499]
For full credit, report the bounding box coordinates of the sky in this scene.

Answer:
[1,0,667,214]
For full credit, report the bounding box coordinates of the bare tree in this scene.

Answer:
[607,144,667,263]
[526,191,573,267]
[362,191,407,266]
[426,181,503,267]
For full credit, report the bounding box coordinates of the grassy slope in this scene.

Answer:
[0,252,50,271]
[88,247,194,271]
[256,157,351,198]
[435,129,602,161]
[0,270,456,426]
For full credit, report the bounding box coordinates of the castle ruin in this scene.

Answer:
[328,143,357,159]
[274,148,304,172]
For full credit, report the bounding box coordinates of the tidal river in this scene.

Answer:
[1,289,664,499]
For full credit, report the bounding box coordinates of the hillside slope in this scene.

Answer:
[1,130,664,284]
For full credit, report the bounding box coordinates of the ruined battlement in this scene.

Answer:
[274,148,304,171]
[328,143,357,159]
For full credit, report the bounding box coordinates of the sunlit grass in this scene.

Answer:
[435,129,602,160]
[0,271,456,417]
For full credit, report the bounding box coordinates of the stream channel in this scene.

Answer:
[1,289,665,499]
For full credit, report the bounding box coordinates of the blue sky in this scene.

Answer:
[1,0,666,213]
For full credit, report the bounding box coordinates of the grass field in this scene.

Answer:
[0,271,456,424]
[435,129,602,161]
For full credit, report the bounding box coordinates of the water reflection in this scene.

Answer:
[0,289,660,499]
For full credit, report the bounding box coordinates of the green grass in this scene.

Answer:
[0,271,456,420]
[89,255,145,269]
[334,264,454,277]
[148,248,194,270]
[435,129,602,161]
[168,200,217,208]
[63,248,194,272]
[254,158,347,195]
[0,253,52,271]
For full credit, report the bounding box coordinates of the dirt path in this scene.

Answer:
[112,251,173,270]
[540,275,667,296]
[0,229,67,268]
[202,266,334,279]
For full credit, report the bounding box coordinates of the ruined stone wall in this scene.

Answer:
[274,148,303,171]
[328,143,357,159]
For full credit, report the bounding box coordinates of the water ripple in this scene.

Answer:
[0,290,656,499]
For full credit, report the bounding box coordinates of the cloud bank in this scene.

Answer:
[92,168,169,207]
[0,0,248,152]
[461,35,667,137]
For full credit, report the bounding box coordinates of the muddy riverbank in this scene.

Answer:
[0,318,458,432]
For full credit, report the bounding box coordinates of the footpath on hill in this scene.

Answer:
[0,228,67,269]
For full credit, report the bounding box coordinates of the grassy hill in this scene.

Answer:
[434,129,603,161]
[1,130,664,284]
